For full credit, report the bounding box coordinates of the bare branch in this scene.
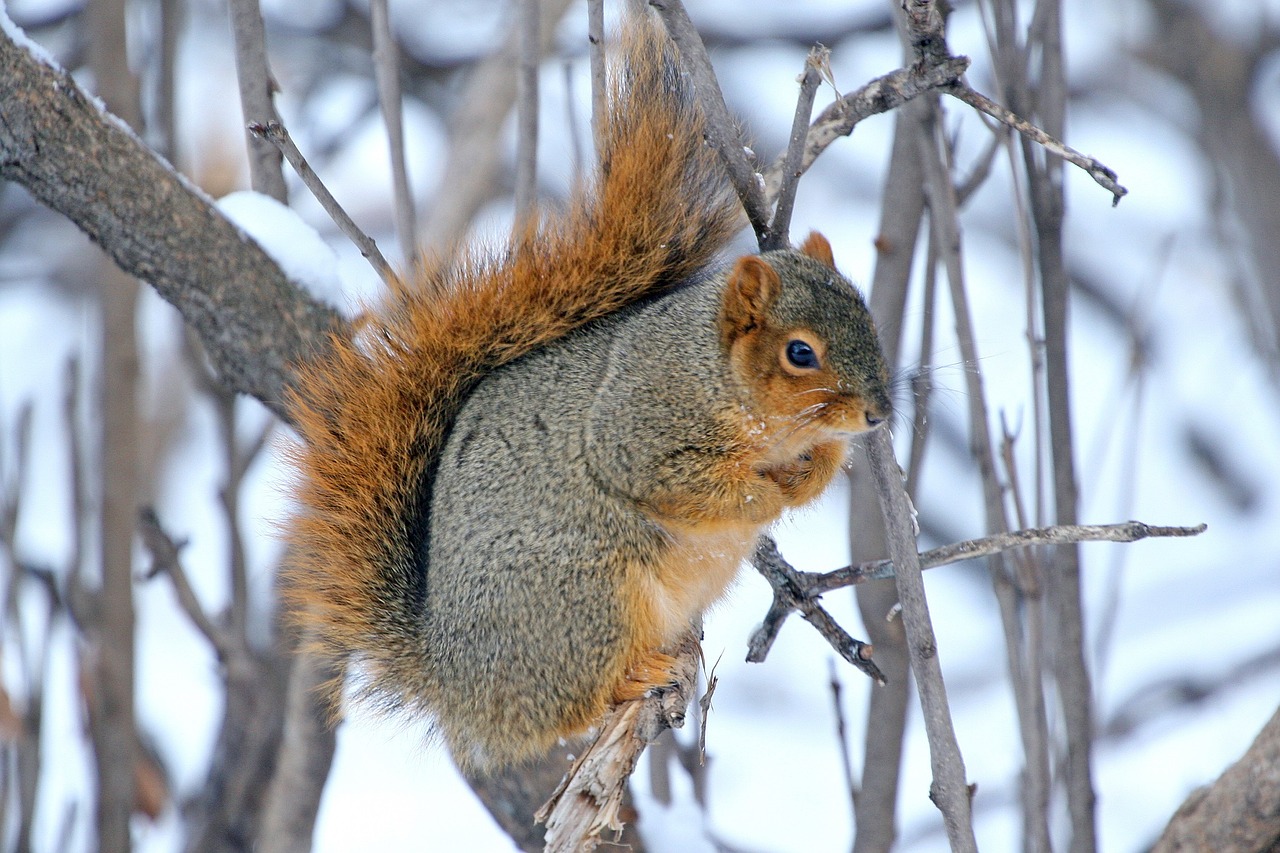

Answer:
[747,537,885,684]
[649,0,773,244]
[849,73,928,851]
[228,0,287,200]
[513,0,540,232]
[762,47,825,250]
[536,631,700,852]
[586,0,606,154]
[828,660,860,821]
[0,31,343,421]
[945,82,1127,204]
[865,428,978,851]
[87,4,142,842]
[250,120,397,288]
[759,57,970,203]
[137,508,231,661]
[258,644,339,853]
[805,521,1207,595]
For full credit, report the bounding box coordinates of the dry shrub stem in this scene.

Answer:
[249,120,397,288]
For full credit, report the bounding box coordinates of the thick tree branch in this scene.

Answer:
[0,31,343,421]
[1153,704,1280,851]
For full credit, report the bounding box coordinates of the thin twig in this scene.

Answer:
[746,518,1207,691]
[747,537,885,683]
[954,130,1002,205]
[138,508,231,662]
[61,358,89,617]
[563,62,585,178]
[904,241,938,500]
[759,56,971,207]
[370,0,418,261]
[181,330,254,640]
[998,412,1054,849]
[804,520,1207,595]
[763,46,825,250]
[828,659,860,820]
[249,120,397,287]
[945,81,1127,204]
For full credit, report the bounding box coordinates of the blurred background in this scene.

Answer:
[2,0,1279,850]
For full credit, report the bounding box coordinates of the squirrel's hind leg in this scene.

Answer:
[612,648,680,702]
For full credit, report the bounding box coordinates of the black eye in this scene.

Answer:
[786,339,819,369]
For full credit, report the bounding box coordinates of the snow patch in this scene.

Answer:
[217,190,344,302]
[1,6,58,67]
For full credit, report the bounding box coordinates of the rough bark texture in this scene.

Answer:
[1153,705,1280,852]
[0,31,341,421]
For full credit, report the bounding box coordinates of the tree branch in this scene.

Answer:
[250,120,397,288]
[760,47,824,251]
[1153,704,1280,852]
[803,521,1207,595]
[536,631,701,853]
[759,55,970,203]
[369,0,417,260]
[0,30,343,421]
[866,427,978,851]
[747,537,884,684]
[944,82,1127,204]
[650,0,773,244]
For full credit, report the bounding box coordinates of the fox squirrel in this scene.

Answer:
[285,13,891,770]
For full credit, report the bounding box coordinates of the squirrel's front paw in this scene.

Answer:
[761,440,845,506]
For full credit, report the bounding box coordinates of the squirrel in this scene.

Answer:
[285,12,891,771]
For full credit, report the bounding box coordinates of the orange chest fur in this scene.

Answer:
[627,517,759,649]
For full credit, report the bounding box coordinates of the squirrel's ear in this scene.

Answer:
[799,232,836,269]
[721,255,782,341]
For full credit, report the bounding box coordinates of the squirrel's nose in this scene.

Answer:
[865,392,892,428]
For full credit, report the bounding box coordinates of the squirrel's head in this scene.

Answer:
[719,232,892,444]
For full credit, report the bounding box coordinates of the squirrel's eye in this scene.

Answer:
[785,339,819,369]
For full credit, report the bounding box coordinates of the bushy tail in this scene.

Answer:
[284,14,740,712]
